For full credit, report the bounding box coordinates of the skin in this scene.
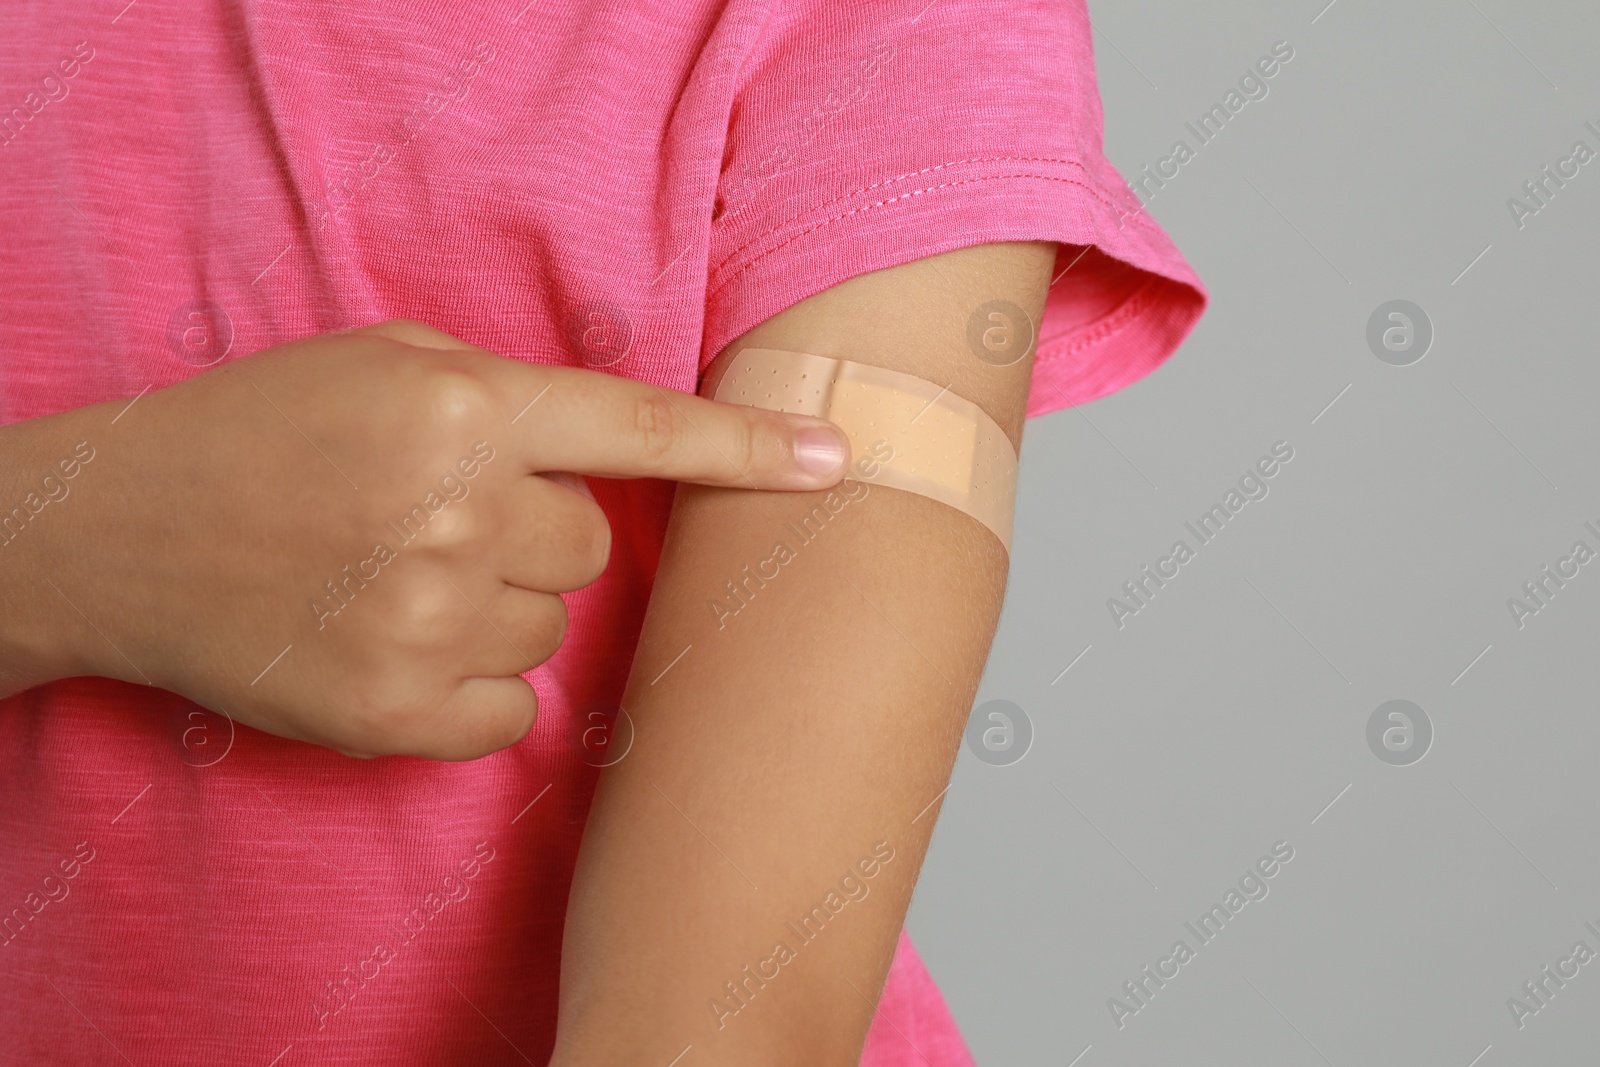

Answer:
[0,238,1053,1058]
[0,319,853,759]
[549,240,1057,1065]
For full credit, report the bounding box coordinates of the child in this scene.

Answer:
[0,2,1204,1062]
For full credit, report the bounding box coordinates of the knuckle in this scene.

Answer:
[506,694,539,746]
[381,317,456,349]
[336,329,410,367]
[384,581,460,648]
[379,316,425,338]
[345,682,432,756]
[581,510,612,580]
[421,367,493,433]
[632,393,682,473]
[410,500,480,551]
[732,411,762,474]
[542,595,570,655]
[556,505,611,582]
[521,595,568,662]
[346,318,431,353]
[454,689,537,761]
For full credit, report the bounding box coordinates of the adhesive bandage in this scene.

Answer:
[712,348,1017,551]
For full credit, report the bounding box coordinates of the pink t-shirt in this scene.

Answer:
[0,2,1204,1063]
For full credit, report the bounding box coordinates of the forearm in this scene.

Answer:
[0,402,108,694]
[551,479,1007,1065]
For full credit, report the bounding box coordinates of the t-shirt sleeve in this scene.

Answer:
[703,0,1208,418]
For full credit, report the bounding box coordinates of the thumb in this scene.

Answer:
[543,471,596,502]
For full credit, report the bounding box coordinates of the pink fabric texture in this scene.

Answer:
[0,2,1204,1064]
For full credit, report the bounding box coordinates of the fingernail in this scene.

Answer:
[793,425,849,479]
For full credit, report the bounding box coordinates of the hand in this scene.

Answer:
[3,319,851,759]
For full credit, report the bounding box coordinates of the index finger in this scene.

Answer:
[489,362,852,491]
[349,320,852,490]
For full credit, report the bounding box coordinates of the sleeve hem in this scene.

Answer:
[703,157,1208,417]
[709,155,1172,285]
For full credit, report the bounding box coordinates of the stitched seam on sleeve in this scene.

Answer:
[710,156,1158,281]
[1043,274,1161,363]
[1025,279,1164,411]
[710,170,1151,297]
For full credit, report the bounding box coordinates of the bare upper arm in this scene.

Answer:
[551,241,1061,1066]
[699,240,1058,455]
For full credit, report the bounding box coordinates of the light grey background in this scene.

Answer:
[911,2,1600,1064]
